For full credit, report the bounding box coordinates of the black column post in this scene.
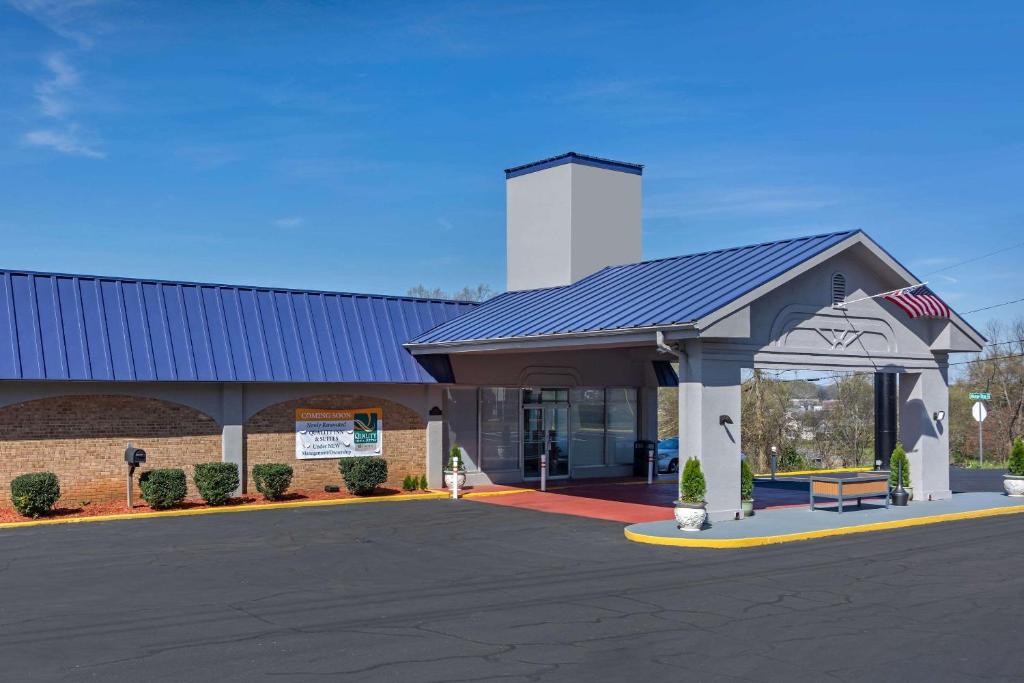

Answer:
[874,372,898,470]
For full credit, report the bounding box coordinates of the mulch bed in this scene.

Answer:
[0,487,437,524]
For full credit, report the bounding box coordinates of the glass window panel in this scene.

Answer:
[444,388,479,472]
[479,388,520,471]
[606,387,639,465]
[570,388,605,467]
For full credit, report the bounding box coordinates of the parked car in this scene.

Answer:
[657,437,679,473]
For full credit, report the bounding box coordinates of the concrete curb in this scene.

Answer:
[623,504,1024,549]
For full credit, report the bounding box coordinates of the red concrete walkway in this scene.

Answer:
[466,478,818,524]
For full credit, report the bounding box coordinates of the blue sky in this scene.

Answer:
[1,1,1022,330]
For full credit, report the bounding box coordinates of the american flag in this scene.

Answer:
[883,285,950,319]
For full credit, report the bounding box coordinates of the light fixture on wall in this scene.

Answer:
[429,406,443,416]
[719,415,733,426]
[933,410,946,422]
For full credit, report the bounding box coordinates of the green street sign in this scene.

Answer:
[969,392,991,401]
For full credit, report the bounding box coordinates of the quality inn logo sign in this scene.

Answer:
[353,412,379,445]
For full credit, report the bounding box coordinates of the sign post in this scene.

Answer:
[972,401,988,465]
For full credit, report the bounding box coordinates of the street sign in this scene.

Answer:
[972,402,988,422]
[969,392,991,401]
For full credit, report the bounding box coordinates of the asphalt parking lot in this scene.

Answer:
[0,467,1020,682]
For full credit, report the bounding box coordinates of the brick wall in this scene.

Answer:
[245,394,426,491]
[0,395,221,506]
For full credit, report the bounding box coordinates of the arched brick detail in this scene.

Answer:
[245,394,426,491]
[0,395,221,506]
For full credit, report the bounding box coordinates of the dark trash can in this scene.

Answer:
[633,440,656,477]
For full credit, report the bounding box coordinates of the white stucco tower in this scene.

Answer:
[505,152,643,291]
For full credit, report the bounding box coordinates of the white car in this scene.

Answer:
[657,437,679,473]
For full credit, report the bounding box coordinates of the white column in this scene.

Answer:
[221,384,245,495]
[425,385,445,489]
[898,365,951,501]
[678,342,743,522]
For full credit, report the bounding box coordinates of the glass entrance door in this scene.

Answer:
[523,405,570,479]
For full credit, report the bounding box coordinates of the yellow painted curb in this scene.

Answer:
[623,504,1024,549]
[0,491,451,530]
[754,466,872,477]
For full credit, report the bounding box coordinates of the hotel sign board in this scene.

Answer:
[295,407,382,459]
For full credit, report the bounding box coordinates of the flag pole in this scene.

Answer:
[841,281,929,307]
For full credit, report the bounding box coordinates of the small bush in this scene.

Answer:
[10,472,60,517]
[252,463,293,500]
[401,475,416,491]
[740,459,754,500]
[446,445,464,472]
[419,474,429,490]
[1009,437,1024,476]
[889,443,910,487]
[139,468,187,509]
[338,456,388,496]
[779,445,807,472]
[193,462,240,506]
[678,458,706,504]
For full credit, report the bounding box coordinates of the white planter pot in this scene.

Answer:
[444,472,467,490]
[1004,474,1024,497]
[741,499,754,517]
[674,502,707,531]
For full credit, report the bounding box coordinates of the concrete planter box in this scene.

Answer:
[674,501,707,531]
[1004,474,1024,497]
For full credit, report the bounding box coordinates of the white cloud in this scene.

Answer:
[34,51,79,118]
[274,217,305,229]
[8,0,112,48]
[23,127,104,158]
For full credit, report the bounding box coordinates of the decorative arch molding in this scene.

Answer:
[244,393,427,431]
[0,387,221,424]
[517,366,583,387]
[768,304,897,355]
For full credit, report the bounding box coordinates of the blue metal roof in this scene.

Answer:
[410,230,860,346]
[505,152,644,179]
[0,270,476,383]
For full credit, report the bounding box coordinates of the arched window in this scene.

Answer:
[832,273,847,308]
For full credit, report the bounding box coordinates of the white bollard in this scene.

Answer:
[647,450,654,485]
[451,463,459,500]
[540,455,547,492]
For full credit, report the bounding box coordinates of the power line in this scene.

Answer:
[923,240,1024,277]
[964,296,1024,315]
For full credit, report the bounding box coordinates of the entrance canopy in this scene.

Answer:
[408,230,985,522]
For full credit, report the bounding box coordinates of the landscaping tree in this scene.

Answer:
[889,442,910,488]
[679,458,706,504]
[740,459,754,501]
[1009,437,1024,476]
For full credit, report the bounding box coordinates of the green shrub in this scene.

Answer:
[1008,437,1024,476]
[740,459,754,500]
[10,472,60,517]
[779,445,807,471]
[419,474,429,490]
[445,445,464,472]
[889,443,910,487]
[139,468,187,509]
[193,462,240,506]
[252,463,293,500]
[338,456,388,496]
[678,458,706,504]
[401,475,416,491]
